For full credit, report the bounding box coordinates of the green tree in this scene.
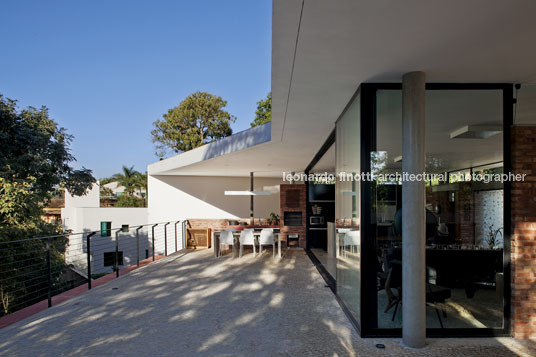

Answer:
[133,172,147,197]
[151,91,236,157]
[109,166,147,207]
[99,185,114,198]
[0,94,95,315]
[250,92,271,127]
[99,177,114,185]
[112,166,140,196]
[116,195,145,208]
[0,95,95,199]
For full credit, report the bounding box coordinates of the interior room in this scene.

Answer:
[373,88,506,330]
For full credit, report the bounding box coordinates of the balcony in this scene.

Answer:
[0,247,535,355]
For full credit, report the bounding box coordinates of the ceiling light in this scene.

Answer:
[450,125,502,139]
[224,191,272,196]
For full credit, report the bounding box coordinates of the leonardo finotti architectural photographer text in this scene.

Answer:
[282,171,527,183]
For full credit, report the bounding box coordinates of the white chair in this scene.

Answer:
[258,229,275,258]
[219,230,235,257]
[344,230,360,257]
[337,228,351,256]
[239,229,255,258]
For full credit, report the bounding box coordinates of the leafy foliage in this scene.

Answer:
[250,92,271,127]
[0,95,95,199]
[115,195,145,208]
[106,166,147,207]
[0,94,94,315]
[99,185,114,198]
[112,166,141,196]
[151,91,235,157]
[99,177,114,186]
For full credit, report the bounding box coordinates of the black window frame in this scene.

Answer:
[359,83,513,338]
[100,221,112,237]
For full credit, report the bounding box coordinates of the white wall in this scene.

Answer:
[103,181,146,198]
[148,175,283,248]
[62,207,149,274]
[64,183,100,208]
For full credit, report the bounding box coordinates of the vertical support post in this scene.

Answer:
[46,237,52,308]
[182,221,186,249]
[152,224,158,261]
[164,222,170,256]
[136,226,142,267]
[175,221,179,252]
[402,71,426,348]
[86,232,96,289]
[115,229,120,278]
[250,172,254,225]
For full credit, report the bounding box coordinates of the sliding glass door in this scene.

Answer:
[360,84,512,337]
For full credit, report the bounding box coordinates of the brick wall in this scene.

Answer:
[280,184,307,248]
[511,126,536,338]
[187,219,229,231]
[455,182,474,245]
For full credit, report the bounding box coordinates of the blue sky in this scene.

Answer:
[0,0,272,179]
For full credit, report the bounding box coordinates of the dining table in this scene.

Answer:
[212,229,282,258]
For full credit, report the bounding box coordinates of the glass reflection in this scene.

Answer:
[374,89,504,329]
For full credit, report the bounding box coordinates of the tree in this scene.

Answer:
[112,166,140,196]
[99,177,114,186]
[0,94,95,315]
[99,185,114,198]
[250,92,271,127]
[151,91,236,157]
[0,95,95,199]
[116,195,145,208]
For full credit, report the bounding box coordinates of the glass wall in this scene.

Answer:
[335,92,361,323]
[371,87,507,332]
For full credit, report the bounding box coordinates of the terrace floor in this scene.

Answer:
[0,249,535,356]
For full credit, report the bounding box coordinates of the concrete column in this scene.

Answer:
[401,71,426,348]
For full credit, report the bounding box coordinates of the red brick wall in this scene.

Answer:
[511,126,536,338]
[280,184,307,248]
[187,219,229,231]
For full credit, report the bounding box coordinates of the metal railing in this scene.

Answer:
[0,220,186,317]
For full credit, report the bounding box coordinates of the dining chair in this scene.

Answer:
[219,230,235,257]
[239,229,255,258]
[337,228,351,256]
[258,228,275,258]
[384,261,451,327]
[343,230,360,257]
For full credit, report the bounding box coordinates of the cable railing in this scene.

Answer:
[0,220,186,317]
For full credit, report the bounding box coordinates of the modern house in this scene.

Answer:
[102,181,147,199]
[146,0,536,347]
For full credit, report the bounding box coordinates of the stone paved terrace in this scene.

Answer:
[0,249,535,356]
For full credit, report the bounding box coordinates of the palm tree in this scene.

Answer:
[112,166,140,196]
[133,172,148,206]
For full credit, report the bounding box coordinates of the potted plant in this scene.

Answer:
[485,224,502,248]
[267,212,280,226]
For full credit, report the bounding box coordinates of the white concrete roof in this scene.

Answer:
[149,0,536,178]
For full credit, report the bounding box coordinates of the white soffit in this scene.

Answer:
[150,0,536,178]
[272,0,536,163]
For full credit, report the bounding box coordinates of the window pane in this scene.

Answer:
[373,89,504,330]
[336,93,361,322]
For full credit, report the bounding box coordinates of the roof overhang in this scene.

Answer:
[149,0,536,178]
